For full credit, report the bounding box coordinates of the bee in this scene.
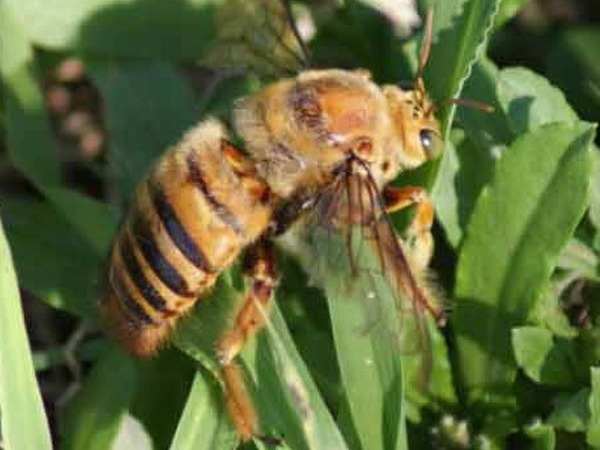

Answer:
[102,6,446,444]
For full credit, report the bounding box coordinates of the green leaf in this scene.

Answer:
[6,0,215,59]
[0,214,52,450]
[557,238,600,282]
[87,60,199,197]
[435,59,513,248]
[1,199,103,318]
[588,367,600,447]
[174,275,348,450]
[251,306,350,450]
[524,420,556,450]
[169,369,238,450]
[590,148,600,231]
[454,123,594,409]
[61,346,139,450]
[404,319,457,421]
[512,326,579,387]
[130,350,196,450]
[432,138,462,247]
[300,225,410,450]
[0,2,60,188]
[424,0,501,131]
[45,188,119,257]
[547,389,590,433]
[547,28,600,123]
[458,58,514,148]
[498,67,579,135]
[492,0,531,29]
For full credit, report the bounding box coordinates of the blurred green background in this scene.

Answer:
[0,0,599,449]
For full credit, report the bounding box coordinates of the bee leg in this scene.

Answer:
[215,240,277,442]
[382,185,434,272]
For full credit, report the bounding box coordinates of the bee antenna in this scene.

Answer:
[445,97,495,113]
[415,8,433,95]
[426,97,495,116]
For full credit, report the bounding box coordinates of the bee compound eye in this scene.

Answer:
[419,129,443,159]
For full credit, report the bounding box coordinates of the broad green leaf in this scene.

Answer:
[498,67,579,135]
[0,2,60,188]
[454,123,594,410]
[169,369,238,450]
[0,215,52,450]
[588,367,600,447]
[61,346,138,450]
[439,58,513,248]
[458,58,514,149]
[87,61,199,197]
[45,188,119,257]
[547,389,590,433]
[1,199,103,318]
[424,0,501,131]
[300,225,408,450]
[512,327,579,387]
[5,0,215,59]
[524,420,556,450]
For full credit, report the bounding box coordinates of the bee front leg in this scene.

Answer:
[215,240,278,442]
[382,185,434,273]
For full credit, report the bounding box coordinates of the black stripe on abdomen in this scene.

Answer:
[120,230,169,314]
[110,271,156,327]
[150,184,214,272]
[186,152,245,236]
[131,213,195,298]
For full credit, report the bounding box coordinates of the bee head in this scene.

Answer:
[383,84,443,171]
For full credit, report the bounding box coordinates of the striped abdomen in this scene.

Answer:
[102,120,272,355]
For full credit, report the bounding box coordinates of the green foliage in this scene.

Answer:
[0,216,52,450]
[0,0,599,449]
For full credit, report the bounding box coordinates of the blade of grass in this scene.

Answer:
[174,276,349,450]
[169,369,238,450]
[424,0,501,133]
[0,215,52,450]
[250,305,350,450]
[299,227,407,450]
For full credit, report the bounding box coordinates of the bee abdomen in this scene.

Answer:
[103,120,272,355]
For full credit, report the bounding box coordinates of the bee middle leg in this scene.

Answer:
[215,240,278,442]
[382,185,434,272]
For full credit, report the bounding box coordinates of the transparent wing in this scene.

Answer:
[202,0,309,79]
[298,161,443,392]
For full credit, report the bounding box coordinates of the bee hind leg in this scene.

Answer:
[215,240,278,442]
[382,185,434,273]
